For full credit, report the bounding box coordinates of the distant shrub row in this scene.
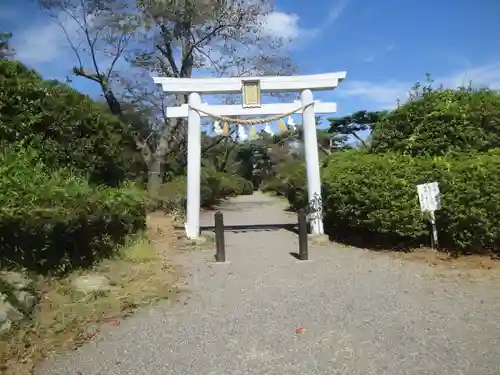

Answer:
[155,167,254,213]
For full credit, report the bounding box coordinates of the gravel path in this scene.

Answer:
[36,193,500,375]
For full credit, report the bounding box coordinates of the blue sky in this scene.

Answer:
[1,0,500,133]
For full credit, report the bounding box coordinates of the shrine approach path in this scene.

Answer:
[36,192,500,375]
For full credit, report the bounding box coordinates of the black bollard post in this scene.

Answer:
[214,211,226,262]
[298,209,308,260]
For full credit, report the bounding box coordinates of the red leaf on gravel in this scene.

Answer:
[295,327,306,334]
[109,321,121,326]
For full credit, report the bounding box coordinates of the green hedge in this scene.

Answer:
[0,146,147,274]
[371,89,500,156]
[321,150,500,253]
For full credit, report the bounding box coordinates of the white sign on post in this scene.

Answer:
[417,182,441,212]
[416,182,441,248]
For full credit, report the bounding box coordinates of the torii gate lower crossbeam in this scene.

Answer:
[153,72,347,239]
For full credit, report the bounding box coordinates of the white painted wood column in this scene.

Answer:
[186,92,201,239]
[301,89,324,235]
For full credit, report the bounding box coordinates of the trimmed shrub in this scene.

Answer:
[0,146,147,274]
[321,150,500,253]
[0,60,141,187]
[371,89,500,156]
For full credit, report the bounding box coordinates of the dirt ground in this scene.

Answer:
[390,247,500,281]
[0,212,184,375]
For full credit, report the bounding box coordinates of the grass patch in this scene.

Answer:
[120,237,158,263]
[0,216,181,375]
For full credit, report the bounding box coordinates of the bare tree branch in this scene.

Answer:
[38,0,298,191]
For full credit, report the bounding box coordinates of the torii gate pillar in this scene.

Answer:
[301,89,323,235]
[186,92,202,239]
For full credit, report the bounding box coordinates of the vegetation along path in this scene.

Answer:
[36,193,500,374]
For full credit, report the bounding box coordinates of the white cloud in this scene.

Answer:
[326,0,350,26]
[444,62,500,89]
[261,11,301,40]
[15,1,349,68]
[260,0,350,42]
[11,9,129,79]
[12,13,79,65]
[260,11,322,41]
[340,79,409,108]
[339,62,500,110]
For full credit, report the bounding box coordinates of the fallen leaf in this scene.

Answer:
[109,321,121,326]
[295,327,306,334]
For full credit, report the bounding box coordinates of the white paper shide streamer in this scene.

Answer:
[213,120,223,135]
[287,116,296,131]
[238,125,248,141]
[264,124,274,136]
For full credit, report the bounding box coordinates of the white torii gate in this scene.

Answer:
[153,72,347,239]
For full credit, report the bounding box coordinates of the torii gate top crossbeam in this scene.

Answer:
[153,71,347,94]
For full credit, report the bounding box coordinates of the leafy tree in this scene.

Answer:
[328,110,387,149]
[0,60,141,186]
[38,0,296,193]
[292,127,341,157]
[38,0,151,163]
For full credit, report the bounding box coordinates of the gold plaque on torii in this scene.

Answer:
[242,80,261,108]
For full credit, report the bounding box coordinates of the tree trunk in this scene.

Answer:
[103,86,123,117]
[147,157,162,195]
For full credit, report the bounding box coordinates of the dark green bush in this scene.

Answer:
[261,161,307,210]
[154,176,187,213]
[200,168,222,207]
[0,146,147,274]
[156,168,254,213]
[371,89,500,156]
[0,60,141,187]
[260,178,283,194]
[238,178,255,195]
[321,150,500,253]
[218,172,254,197]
